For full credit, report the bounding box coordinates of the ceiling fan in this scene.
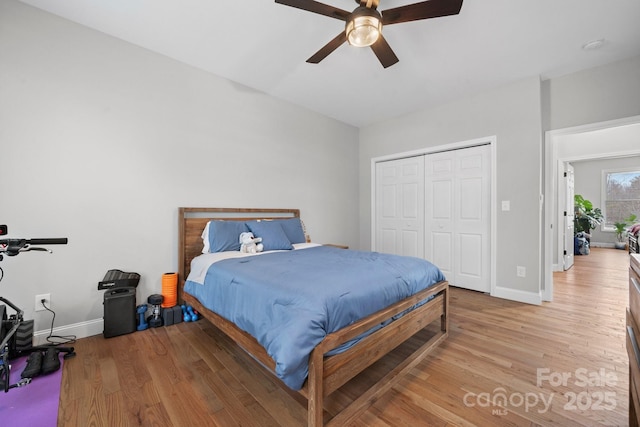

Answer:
[275,0,463,68]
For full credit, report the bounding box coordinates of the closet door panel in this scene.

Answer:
[454,146,491,292]
[458,233,483,278]
[431,231,453,278]
[425,152,454,279]
[425,145,491,292]
[380,229,397,255]
[460,177,482,220]
[375,156,424,257]
[402,230,420,258]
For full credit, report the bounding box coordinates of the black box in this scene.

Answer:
[172,306,183,324]
[103,287,136,338]
[162,306,174,326]
[161,305,183,327]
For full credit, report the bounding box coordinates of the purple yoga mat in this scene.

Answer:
[0,353,64,427]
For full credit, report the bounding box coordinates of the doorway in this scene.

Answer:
[543,115,640,301]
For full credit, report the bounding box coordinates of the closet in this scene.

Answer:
[374,144,491,292]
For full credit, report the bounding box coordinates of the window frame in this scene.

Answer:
[601,166,640,232]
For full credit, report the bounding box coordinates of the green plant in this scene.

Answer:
[574,194,604,235]
[614,214,638,242]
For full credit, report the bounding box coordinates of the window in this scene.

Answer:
[602,168,640,230]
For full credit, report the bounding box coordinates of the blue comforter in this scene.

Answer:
[184,245,445,390]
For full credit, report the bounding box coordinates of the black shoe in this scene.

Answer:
[41,347,60,375]
[21,351,43,378]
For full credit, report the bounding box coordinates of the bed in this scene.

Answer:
[178,207,449,426]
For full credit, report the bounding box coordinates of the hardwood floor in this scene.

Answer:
[58,248,630,426]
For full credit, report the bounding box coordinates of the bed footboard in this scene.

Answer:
[184,279,448,427]
[305,281,448,427]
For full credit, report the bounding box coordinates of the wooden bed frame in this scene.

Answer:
[178,207,449,426]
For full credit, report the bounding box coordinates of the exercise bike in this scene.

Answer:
[0,226,74,393]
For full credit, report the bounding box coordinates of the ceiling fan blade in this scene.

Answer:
[275,0,351,21]
[307,32,347,64]
[370,34,399,68]
[382,0,463,25]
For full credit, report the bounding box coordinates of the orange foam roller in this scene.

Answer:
[161,272,178,308]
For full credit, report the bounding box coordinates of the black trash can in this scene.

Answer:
[103,287,136,338]
[99,269,140,338]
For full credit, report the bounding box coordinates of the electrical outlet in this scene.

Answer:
[35,293,50,312]
[516,266,526,278]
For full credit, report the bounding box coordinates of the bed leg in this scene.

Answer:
[441,286,449,332]
[308,348,324,427]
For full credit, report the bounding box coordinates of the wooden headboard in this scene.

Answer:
[178,207,300,302]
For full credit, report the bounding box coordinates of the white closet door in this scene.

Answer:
[425,145,491,292]
[456,146,491,292]
[375,156,425,257]
[425,153,455,281]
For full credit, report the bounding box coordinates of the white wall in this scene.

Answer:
[543,55,640,131]
[359,77,544,301]
[0,1,359,337]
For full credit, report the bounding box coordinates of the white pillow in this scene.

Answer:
[201,221,210,254]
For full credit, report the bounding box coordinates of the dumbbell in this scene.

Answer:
[187,306,199,321]
[181,304,198,322]
[147,294,163,328]
[136,304,148,331]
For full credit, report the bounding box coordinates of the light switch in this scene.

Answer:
[502,200,510,211]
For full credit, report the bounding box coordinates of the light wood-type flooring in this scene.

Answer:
[58,247,630,426]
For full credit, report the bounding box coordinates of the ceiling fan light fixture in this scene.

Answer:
[346,7,382,47]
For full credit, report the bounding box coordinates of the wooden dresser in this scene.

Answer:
[629,253,640,426]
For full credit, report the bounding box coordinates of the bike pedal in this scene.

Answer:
[21,351,43,378]
[41,347,60,375]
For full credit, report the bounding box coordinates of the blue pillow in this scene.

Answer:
[208,220,248,252]
[274,218,306,244]
[246,221,293,251]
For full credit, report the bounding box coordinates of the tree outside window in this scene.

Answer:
[603,168,640,230]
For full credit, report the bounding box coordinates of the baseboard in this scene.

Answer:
[491,286,542,305]
[33,318,103,346]
[590,242,614,248]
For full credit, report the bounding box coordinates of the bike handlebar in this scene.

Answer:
[19,238,68,245]
[0,238,68,246]
[0,238,68,256]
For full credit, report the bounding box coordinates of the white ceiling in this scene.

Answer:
[19,0,640,127]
